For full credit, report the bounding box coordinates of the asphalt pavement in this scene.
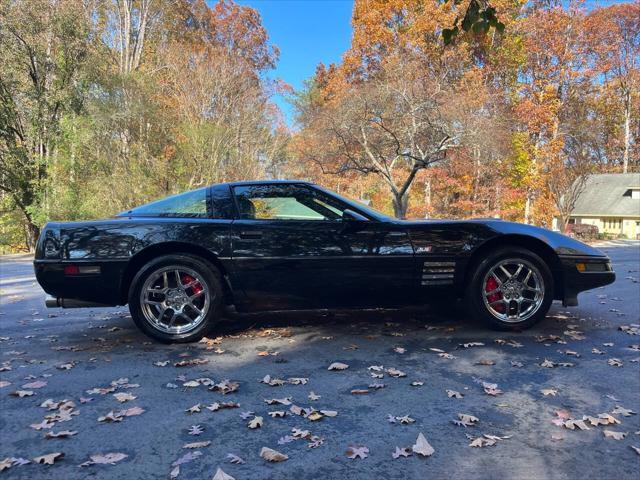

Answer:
[0,244,639,479]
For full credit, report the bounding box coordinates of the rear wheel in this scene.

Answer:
[128,254,223,343]
[466,247,553,330]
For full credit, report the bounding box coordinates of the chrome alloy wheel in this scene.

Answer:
[482,258,544,323]
[139,265,211,334]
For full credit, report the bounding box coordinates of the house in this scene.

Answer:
[558,173,640,239]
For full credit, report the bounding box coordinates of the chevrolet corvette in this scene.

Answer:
[34,180,615,342]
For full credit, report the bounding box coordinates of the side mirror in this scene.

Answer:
[342,209,368,222]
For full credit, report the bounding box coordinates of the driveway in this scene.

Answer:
[0,245,639,479]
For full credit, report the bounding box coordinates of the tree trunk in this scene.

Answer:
[392,193,409,219]
[24,220,40,253]
[622,89,631,174]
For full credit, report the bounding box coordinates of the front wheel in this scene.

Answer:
[466,247,553,330]
[128,254,223,343]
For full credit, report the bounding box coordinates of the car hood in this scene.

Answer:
[396,218,607,257]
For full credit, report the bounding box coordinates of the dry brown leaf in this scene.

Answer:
[264,397,292,406]
[387,367,406,377]
[183,441,211,449]
[308,392,321,401]
[261,375,285,386]
[268,411,286,418]
[461,342,484,348]
[392,447,412,459]
[603,430,627,440]
[260,447,288,462]
[608,358,623,367]
[226,453,245,464]
[541,388,558,396]
[211,380,239,395]
[170,465,180,479]
[44,430,77,439]
[33,452,64,465]
[10,390,34,397]
[455,413,479,427]
[288,377,308,385]
[113,392,136,403]
[412,433,434,457]
[320,410,337,417]
[346,445,369,459]
[0,381,11,389]
[631,446,640,455]
[474,359,495,366]
[174,358,208,367]
[248,416,263,429]
[612,406,636,417]
[447,389,463,398]
[186,404,202,414]
[212,467,235,480]
[328,362,349,371]
[351,389,369,395]
[81,452,128,466]
[22,381,47,389]
[188,425,204,435]
[307,411,323,421]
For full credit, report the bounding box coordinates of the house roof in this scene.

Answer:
[571,173,640,217]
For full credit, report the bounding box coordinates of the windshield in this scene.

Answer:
[313,185,393,221]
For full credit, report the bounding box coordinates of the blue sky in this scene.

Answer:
[234,0,354,126]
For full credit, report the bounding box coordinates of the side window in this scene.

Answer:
[124,188,208,218]
[232,185,346,221]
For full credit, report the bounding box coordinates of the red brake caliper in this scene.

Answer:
[485,276,505,312]
[180,274,203,295]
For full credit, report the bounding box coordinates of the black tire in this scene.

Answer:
[465,247,553,331]
[128,254,224,343]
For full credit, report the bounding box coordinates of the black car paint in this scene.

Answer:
[33,181,615,312]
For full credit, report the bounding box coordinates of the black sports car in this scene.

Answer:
[34,180,615,342]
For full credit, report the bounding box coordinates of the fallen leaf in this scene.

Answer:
[351,389,369,395]
[10,390,34,397]
[308,392,321,401]
[392,447,412,459]
[603,430,627,440]
[474,359,495,366]
[44,430,77,439]
[412,433,434,457]
[268,411,286,418]
[260,447,288,462]
[394,347,406,354]
[212,467,235,480]
[33,452,64,465]
[608,358,623,367]
[248,416,263,429]
[263,396,292,407]
[447,389,463,398]
[226,453,245,464]
[153,360,170,367]
[453,413,479,427]
[81,452,127,466]
[188,425,204,436]
[461,342,484,348]
[328,362,349,371]
[174,358,208,367]
[22,381,47,389]
[170,465,180,479]
[183,441,211,449]
[387,367,406,377]
[541,388,558,396]
[631,446,640,455]
[346,445,369,459]
[186,404,202,414]
[612,406,636,417]
[113,392,136,403]
[0,381,10,388]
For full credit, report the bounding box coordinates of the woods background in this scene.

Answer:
[1,0,638,252]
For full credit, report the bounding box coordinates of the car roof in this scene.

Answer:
[216,179,315,188]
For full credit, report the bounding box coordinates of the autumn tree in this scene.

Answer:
[0,0,91,249]
[584,3,639,173]
[296,54,460,218]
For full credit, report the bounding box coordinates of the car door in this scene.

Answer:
[228,183,415,311]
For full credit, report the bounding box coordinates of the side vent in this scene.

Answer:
[422,261,455,286]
